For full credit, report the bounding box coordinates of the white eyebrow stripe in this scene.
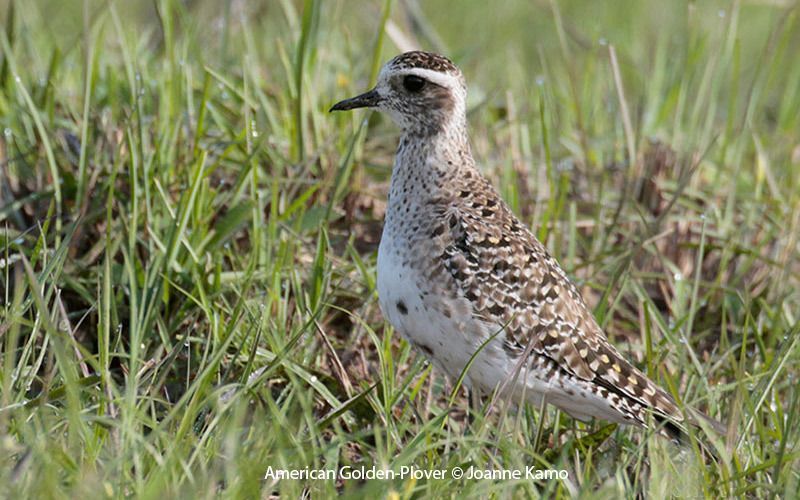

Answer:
[392,67,459,89]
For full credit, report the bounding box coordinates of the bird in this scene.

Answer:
[330,51,722,440]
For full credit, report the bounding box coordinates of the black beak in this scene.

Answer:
[330,89,381,112]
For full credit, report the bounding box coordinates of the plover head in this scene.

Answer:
[331,51,467,135]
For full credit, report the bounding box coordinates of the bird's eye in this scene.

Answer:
[402,75,426,93]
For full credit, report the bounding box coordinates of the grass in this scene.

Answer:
[1,0,799,497]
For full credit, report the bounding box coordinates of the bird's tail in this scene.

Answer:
[656,407,726,448]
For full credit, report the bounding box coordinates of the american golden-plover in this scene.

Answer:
[331,51,721,439]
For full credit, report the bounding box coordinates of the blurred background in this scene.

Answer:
[1,0,799,497]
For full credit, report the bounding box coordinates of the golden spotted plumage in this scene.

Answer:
[332,50,724,440]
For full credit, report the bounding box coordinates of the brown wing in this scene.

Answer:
[432,174,683,423]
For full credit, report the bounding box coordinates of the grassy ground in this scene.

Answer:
[1,0,799,497]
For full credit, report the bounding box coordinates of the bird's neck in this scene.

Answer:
[393,116,473,193]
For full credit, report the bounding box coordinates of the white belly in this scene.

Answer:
[376,234,519,394]
[376,237,455,358]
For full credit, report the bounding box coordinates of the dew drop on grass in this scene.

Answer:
[535,76,545,86]
[674,272,682,281]
[599,37,608,46]
[3,128,11,137]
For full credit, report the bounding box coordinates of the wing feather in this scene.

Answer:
[435,177,683,422]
